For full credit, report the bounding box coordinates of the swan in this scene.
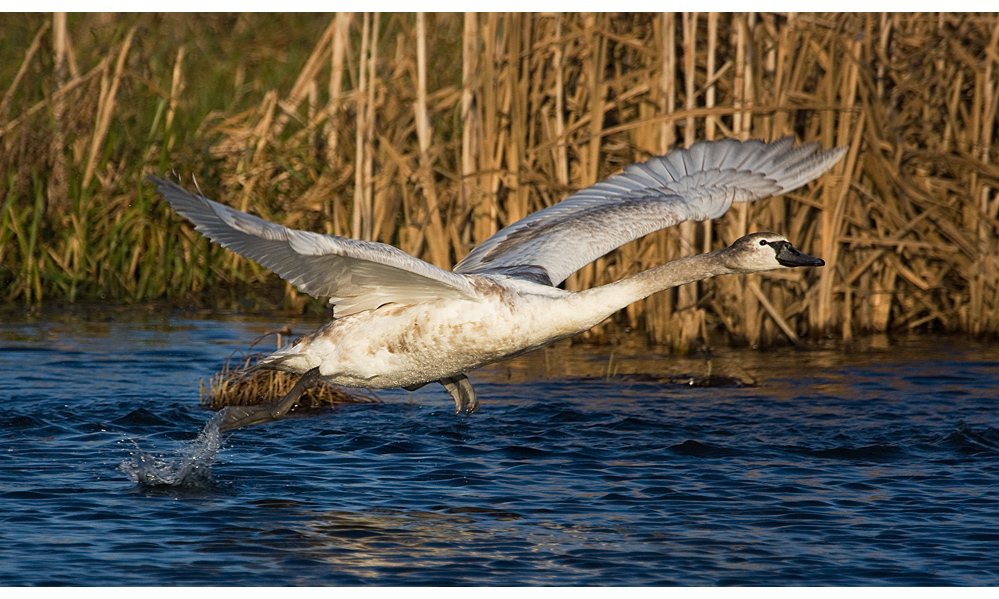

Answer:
[149,136,846,431]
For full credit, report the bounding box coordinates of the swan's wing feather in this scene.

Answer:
[149,176,477,316]
[454,137,846,285]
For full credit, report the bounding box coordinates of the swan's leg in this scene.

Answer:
[218,367,323,432]
[439,374,479,416]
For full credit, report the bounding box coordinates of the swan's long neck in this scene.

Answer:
[567,250,731,328]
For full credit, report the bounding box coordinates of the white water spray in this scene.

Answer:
[120,411,226,486]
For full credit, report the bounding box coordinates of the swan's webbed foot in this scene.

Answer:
[218,367,323,432]
[439,374,479,416]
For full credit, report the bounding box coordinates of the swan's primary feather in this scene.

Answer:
[149,177,478,316]
[453,136,847,286]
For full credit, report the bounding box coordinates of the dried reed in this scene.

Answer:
[2,13,998,351]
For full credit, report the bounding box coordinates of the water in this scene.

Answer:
[2,310,998,585]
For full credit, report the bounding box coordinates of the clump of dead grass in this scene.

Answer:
[199,328,378,411]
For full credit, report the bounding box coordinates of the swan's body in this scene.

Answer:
[263,276,582,389]
[150,137,846,429]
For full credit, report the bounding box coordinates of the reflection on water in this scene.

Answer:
[1,310,998,585]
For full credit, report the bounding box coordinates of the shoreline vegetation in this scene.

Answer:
[2,13,998,352]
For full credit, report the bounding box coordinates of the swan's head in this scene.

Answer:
[722,232,825,273]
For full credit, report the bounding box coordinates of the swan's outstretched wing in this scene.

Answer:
[149,176,477,316]
[454,137,847,286]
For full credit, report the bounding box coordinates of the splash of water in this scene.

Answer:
[120,411,226,486]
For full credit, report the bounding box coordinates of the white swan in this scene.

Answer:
[149,136,846,431]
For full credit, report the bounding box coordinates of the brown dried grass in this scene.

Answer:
[200,328,378,410]
[2,13,998,351]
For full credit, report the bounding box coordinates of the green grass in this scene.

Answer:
[0,14,341,311]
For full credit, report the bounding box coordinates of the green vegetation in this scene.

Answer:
[1,14,334,309]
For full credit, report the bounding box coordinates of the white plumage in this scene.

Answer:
[150,137,846,431]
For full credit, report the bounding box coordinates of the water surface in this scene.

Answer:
[2,311,998,585]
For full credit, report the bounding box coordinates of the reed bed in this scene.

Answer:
[2,13,998,351]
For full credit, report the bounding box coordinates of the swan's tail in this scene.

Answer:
[235,351,309,377]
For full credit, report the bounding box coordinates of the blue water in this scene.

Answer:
[1,311,998,586]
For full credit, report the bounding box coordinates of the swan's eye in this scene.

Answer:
[759,239,768,246]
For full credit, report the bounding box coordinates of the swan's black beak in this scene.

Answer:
[770,241,825,268]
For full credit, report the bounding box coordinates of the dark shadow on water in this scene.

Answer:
[669,439,741,458]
